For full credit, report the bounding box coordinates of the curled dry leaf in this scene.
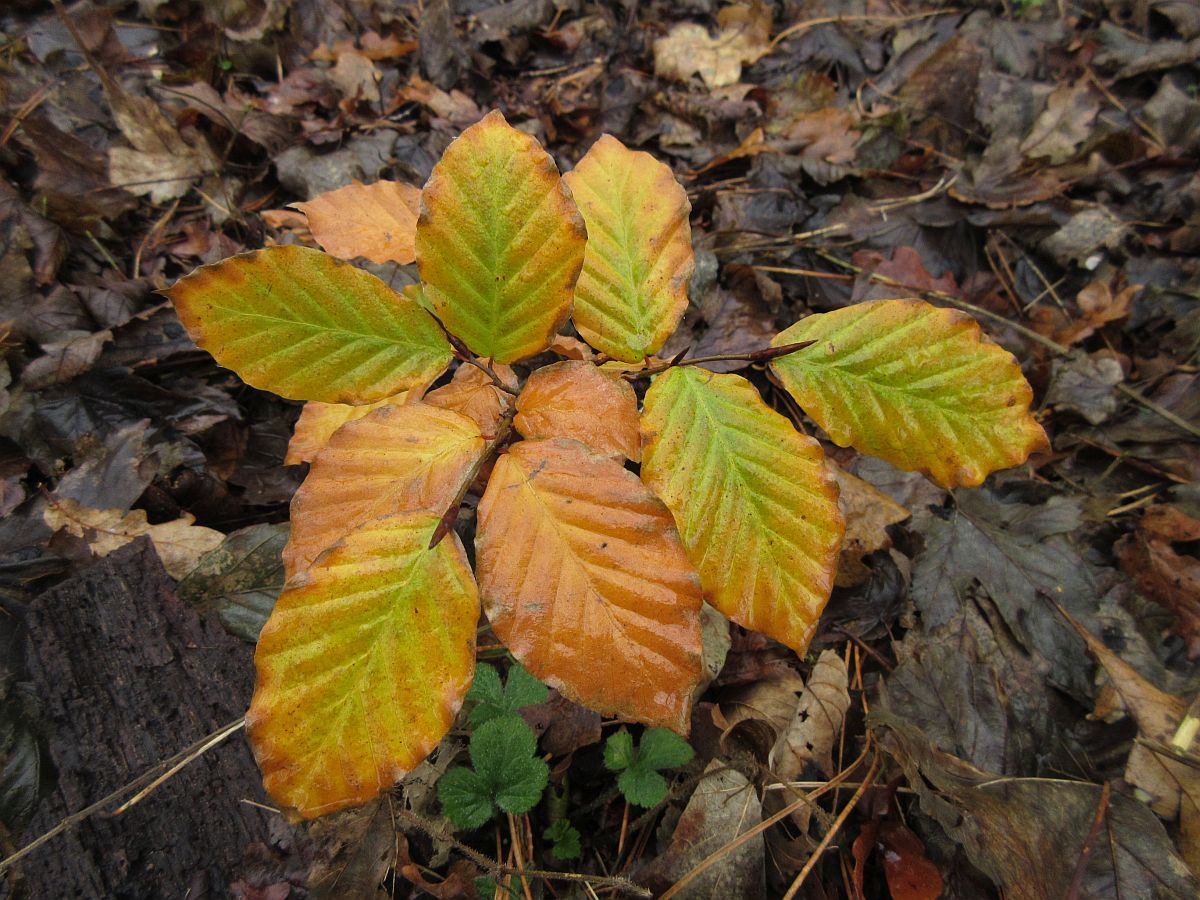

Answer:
[293,180,422,265]
[476,438,703,732]
[641,367,844,655]
[563,134,693,362]
[166,246,452,404]
[1115,504,1200,658]
[424,360,518,438]
[43,496,223,579]
[415,110,586,363]
[772,299,1049,488]
[285,393,408,465]
[769,650,851,782]
[249,512,478,818]
[283,403,485,578]
[514,360,641,461]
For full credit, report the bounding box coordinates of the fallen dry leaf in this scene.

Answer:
[832,465,911,587]
[653,2,773,89]
[1116,504,1200,658]
[107,88,217,203]
[44,496,223,579]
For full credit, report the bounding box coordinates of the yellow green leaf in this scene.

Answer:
[514,361,641,461]
[563,134,693,362]
[640,367,844,655]
[284,393,408,465]
[770,299,1049,488]
[293,180,422,265]
[424,361,517,439]
[248,512,478,818]
[476,438,703,731]
[166,245,451,404]
[414,110,586,363]
[283,403,485,577]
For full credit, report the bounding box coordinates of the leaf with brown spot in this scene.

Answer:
[476,438,703,731]
[424,361,517,439]
[293,180,422,265]
[285,393,408,465]
[283,403,484,578]
[515,361,641,461]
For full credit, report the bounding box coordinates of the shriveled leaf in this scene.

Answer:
[652,4,773,89]
[563,135,693,362]
[248,512,478,818]
[476,438,703,731]
[284,403,485,577]
[770,650,850,781]
[294,180,421,264]
[176,523,289,641]
[415,110,586,363]
[43,497,223,579]
[285,393,407,465]
[874,714,1200,900]
[425,361,517,439]
[911,489,1096,700]
[771,299,1048,488]
[515,361,641,461]
[166,245,452,404]
[641,367,844,655]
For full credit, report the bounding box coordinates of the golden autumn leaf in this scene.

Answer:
[424,361,518,439]
[248,512,478,818]
[476,439,703,731]
[563,135,693,362]
[771,299,1049,488]
[165,246,452,404]
[283,403,485,577]
[641,367,844,655]
[285,393,408,465]
[414,110,586,363]
[293,180,422,264]
[514,361,641,461]
[43,497,223,579]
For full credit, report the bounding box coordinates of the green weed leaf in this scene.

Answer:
[543,819,582,859]
[604,727,694,807]
[466,662,550,728]
[439,717,549,828]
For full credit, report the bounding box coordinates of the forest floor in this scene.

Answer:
[1,0,1199,898]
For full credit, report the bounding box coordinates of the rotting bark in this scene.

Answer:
[6,539,304,899]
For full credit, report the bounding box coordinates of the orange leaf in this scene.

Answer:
[515,361,641,461]
[285,393,408,465]
[284,403,485,578]
[415,110,586,363]
[425,361,518,439]
[293,180,422,265]
[248,512,478,818]
[476,439,703,731]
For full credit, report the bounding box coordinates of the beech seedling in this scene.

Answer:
[165,110,1048,819]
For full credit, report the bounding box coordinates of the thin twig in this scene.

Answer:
[394,808,651,897]
[429,404,517,548]
[781,754,881,900]
[770,10,960,50]
[110,718,245,814]
[625,341,816,381]
[0,716,246,877]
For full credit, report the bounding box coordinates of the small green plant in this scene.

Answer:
[542,819,582,860]
[604,727,695,808]
[466,661,549,728]
[164,109,1047,819]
